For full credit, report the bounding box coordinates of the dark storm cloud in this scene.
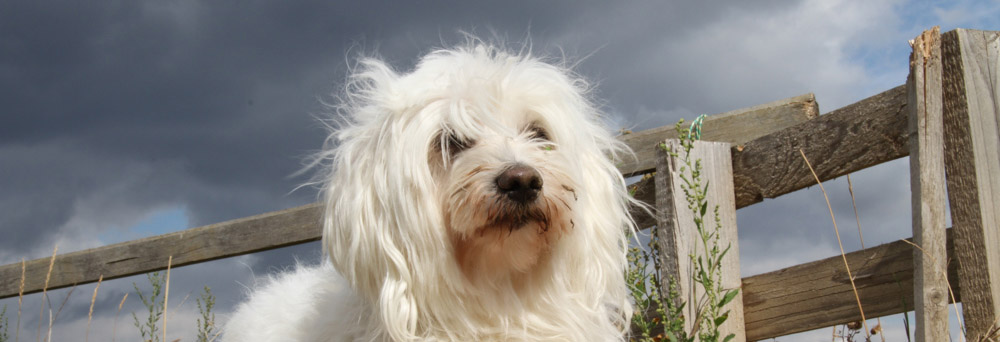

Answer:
[0,0,799,258]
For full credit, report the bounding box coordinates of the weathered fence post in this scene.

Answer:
[907,26,950,342]
[656,139,745,341]
[942,28,1000,340]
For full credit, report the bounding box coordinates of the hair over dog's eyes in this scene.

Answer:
[525,124,555,151]
[526,125,550,141]
[445,133,472,156]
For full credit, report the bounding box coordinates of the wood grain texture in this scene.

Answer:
[942,28,1000,341]
[631,85,910,229]
[907,26,950,342]
[0,203,322,299]
[618,93,818,177]
[743,229,960,341]
[629,176,658,229]
[654,142,683,291]
[732,85,910,209]
[655,140,745,341]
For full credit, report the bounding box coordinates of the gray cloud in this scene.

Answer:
[0,0,811,260]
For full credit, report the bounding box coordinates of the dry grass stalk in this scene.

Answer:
[799,149,870,337]
[45,311,51,342]
[112,293,128,342]
[976,316,999,342]
[899,238,965,342]
[17,257,25,342]
[47,284,76,341]
[173,294,192,314]
[86,274,103,342]
[163,255,173,342]
[846,175,867,247]
[36,245,57,342]
[847,175,886,342]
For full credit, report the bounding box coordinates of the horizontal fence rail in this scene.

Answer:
[0,204,322,299]
[743,228,959,340]
[630,84,910,228]
[618,93,818,177]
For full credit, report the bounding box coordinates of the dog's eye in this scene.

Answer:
[526,125,550,142]
[445,133,472,156]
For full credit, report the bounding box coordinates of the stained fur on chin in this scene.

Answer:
[223,41,637,342]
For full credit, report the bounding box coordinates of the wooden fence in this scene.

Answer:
[1,27,997,341]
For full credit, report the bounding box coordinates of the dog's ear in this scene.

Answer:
[320,58,440,340]
[552,113,638,336]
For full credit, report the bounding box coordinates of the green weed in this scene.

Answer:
[132,272,165,342]
[196,286,216,342]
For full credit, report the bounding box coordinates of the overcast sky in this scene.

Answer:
[1,1,998,341]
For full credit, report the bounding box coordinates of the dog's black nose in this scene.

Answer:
[496,164,543,203]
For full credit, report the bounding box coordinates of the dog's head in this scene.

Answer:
[320,44,635,339]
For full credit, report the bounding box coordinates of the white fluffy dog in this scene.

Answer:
[223,44,637,341]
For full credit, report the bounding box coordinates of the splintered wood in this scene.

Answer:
[907,26,950,342]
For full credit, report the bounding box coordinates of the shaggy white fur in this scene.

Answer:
[223,43,637,341]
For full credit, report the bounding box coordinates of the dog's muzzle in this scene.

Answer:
[496,164,542,204]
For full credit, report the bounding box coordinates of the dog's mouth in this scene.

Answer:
[487,202,550,232]
[448,178,576,281]
[482,183,578,233]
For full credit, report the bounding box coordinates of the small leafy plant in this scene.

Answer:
[196,286,217,342]
[1,304,8,342]
[627,117,739,342]
[133,272,165,342]
[625,219,670,341]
